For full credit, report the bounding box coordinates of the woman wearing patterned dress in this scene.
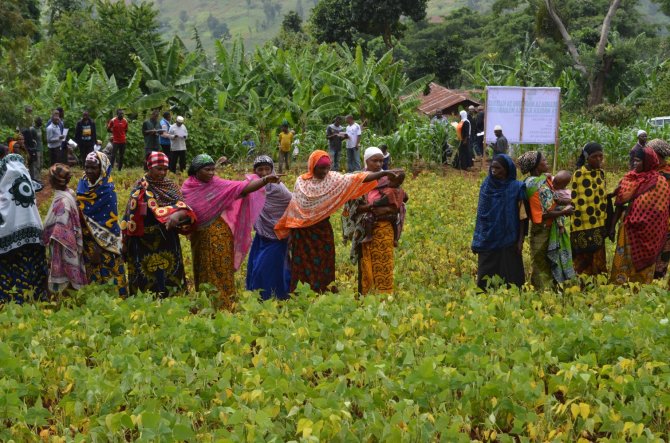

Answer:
[343,147,409,294]
[76,151,127,295]
[275,150,400,293]
[647,139,670,279]
[182,154,279,309]
[518,151,575,290]
[245,155,293,300]
[609,147,670,284]
[43,164,88,294]
[121,152,196,297]
[570,142,610,276]
[0,153,47,301]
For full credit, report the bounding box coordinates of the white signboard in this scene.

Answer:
[485,86,560,145]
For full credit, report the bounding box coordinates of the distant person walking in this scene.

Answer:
[142,109,162,160]
[277,122,293,173]
[474,105,485,157]
[629,129,647,169]
[169,116,188,173]
[345,115,362,172]
[455,110,473,170]
[326,116,344,172]
[492,125,509,155]
[74,110,96,166]
[46,111,66,166]
[28,117,43,181]
[107,109,128,171]
[159,111,172,157]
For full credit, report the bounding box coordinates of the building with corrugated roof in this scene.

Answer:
[417,82,481,117]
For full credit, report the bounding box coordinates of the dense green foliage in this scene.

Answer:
[3,171,670,441]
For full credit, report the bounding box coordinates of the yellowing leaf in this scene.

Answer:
[579,402,590,419]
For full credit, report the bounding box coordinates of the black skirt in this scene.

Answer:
[476,244,525,290]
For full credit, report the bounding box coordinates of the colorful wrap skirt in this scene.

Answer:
[288,218,335,293]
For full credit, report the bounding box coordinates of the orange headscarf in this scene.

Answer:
[275,150,377,239]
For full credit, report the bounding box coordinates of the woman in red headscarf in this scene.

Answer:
[275,150,399,293]
[121,152,196,296]
[609,147,670,284]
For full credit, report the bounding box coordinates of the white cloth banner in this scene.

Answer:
[485,86,560,145]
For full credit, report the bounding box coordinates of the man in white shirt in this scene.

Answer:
[168,116,188,173]
[344,115,362,172]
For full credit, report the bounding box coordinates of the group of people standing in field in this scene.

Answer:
[473,140,670,290]
[0,142,408,306]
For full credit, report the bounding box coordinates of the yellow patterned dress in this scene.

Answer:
[191,217,236,309]
[359,220,395,294]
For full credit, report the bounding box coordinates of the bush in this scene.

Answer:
[590,103,636,127]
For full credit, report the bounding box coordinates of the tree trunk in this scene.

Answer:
[587,57,613,107]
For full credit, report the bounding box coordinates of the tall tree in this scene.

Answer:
[543,0,621,106]
[309,0,355,46]
[350,0,428,48]
[54,0,161,86]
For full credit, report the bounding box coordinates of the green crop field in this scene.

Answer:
[2,166,669,441]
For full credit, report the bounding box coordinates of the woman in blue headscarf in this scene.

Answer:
[471,154,528,290]
[77,151,127,295]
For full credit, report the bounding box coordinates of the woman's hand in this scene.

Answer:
[263,174,282,184]
[561,206,575,216]
[371,206,397,217]
[165,211,188,230]
[355,203,371,215]
[216,156,229,167]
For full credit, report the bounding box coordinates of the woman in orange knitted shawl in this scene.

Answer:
[609,146,670,284]
[275,150,400,293]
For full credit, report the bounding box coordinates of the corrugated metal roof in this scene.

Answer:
[417,82,481,115]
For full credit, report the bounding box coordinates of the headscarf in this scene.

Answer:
[616,147,660,205]
[85,151,100,164]
[76,152,121,254]
[188,154,215,176]
[146,151,169,170]
[275,150,378,239]
[459,110,468,121]
[182,172,264,270]
[647,138,670,160]
[0,154,43,254]
[615,147,669,270]
[576,142,603,168]
[253,155,274,170]
[472,154,526,252]
[364,147,383,163]
[49,164,72,187]
[517,151,542,175]
[301,150,330,180]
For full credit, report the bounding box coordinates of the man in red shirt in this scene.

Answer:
[107,109,128,171]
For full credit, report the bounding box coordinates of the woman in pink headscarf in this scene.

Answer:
[181,153,280,310]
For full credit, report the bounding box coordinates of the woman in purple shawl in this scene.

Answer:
[246,155,293,300]
[181,154,279,310]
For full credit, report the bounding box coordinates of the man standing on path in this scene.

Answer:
[142,109,162,161]
[28,117,43,182]
[159,111,172,159]
[491,125,509,156]
[629,129,647,169]
[345,115,362,172]
[46,111,66,166]
[75,110,96,166]
[107,109,128,171]
[474,105,485,158]
[326,116,344,172]
[168,116,188,173]
[277,122,293,173]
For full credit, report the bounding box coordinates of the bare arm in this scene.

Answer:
[363,170,400,183]
[240,175,281,197]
